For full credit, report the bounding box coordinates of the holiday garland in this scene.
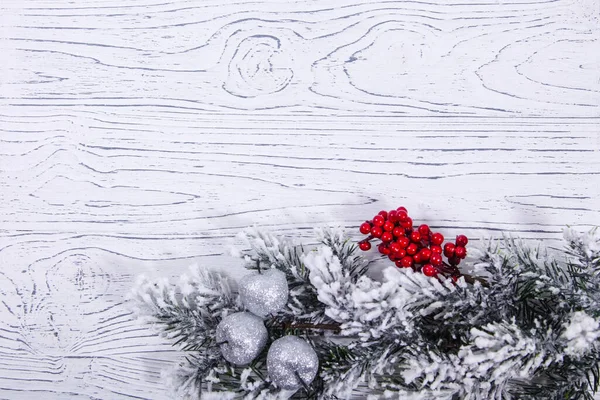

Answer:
[131,207,600,399]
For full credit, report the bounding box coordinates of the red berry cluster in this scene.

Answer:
[358,207,468,278]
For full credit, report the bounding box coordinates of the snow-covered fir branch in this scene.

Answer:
[402,319,556,399]
[307,249,427,343]
[131,265,241,350]
[564,227,600,272]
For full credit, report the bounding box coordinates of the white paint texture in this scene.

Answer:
[0,0,599,398]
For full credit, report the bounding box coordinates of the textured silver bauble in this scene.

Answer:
[239,268,288,318]
[216,312,268,366]
[267,336,319,390]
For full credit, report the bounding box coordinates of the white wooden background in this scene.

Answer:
[0,0,599,398]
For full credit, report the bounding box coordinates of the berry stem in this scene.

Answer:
[461,273,489,287]
[440,261,488,286]
[441,261,457,271]
[256,259,262,274]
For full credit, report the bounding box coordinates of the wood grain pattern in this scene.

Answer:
[1,0,599,398]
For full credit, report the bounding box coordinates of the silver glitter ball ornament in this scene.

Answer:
[239,268,288,318]
[267,336,319,390]
[216,312,268,366]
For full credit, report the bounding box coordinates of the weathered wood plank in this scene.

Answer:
[1,0,599,115]
[1,112,598,238]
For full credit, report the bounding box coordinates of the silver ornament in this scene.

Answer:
[267,336,319,390]
[239,268,288,318]
[216,312,268,365]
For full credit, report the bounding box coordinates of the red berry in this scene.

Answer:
[388,210,398,222]
[454,246,467,259]
[430,245,442,254]
[396,249,407,259]
[378,210,388,220]
[430,253,442,266]
[419,248,432,261]
[359,222,372,234]
[359,240,371,251]
[398,237,410,248]
[373,215,385,227]
[456,235,468,247]
[383,221,395,232]
[371,226,383,238]
[377,243,388,254]
[390,241,402,254]
[397,206,408,213]
[431,233,444,246]
[410,231,421,243]
[422,264,437,277]
[400,256,413,268]
[401,217,413,230]
[398,211,408,223]
[395,259,403,268]
[418,224,430,236]
[381,232,393,242]
[393,227,404,238]
[413,253,423,264]
[406,243,418,255]
[443,243,456,258]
